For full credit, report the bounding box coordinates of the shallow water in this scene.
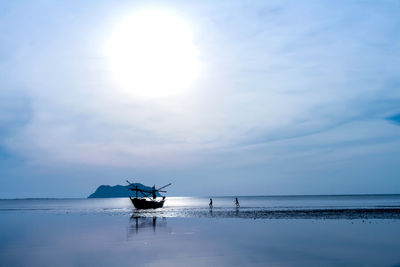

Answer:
[1,196,400,266]
[1,195,400,219]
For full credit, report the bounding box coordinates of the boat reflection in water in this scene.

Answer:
[128,215,168,237]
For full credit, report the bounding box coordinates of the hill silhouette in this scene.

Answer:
[88,183,162,198]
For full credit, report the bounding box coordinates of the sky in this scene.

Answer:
[1,0,400,198]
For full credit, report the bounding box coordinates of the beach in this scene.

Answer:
[1,196,400,266]
[2,1,400,266]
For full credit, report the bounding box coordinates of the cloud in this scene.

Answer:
[1,0,400,172]
[387,113,400,125]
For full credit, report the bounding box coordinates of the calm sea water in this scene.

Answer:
[1,194,400,218]
[1,195,400,266]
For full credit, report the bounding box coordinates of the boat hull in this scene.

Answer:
[130,197,165,209]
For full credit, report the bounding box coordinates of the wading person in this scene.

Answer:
[152,185,156,200]
[235,197,240,208]
[209,198,213,209]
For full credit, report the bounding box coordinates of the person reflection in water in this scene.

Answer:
[209,198,213,209]
[235,197,240,208]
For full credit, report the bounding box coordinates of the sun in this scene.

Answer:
[105,10,200,98]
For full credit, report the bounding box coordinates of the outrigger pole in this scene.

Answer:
[126,180,172,201]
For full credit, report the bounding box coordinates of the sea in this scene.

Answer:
[1,195,400,266]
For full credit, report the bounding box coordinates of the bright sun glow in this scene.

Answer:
[105,10,200,98]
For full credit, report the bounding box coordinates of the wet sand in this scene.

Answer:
[1,197,400,266]
[1,211,400,266]
[133,207,400,220]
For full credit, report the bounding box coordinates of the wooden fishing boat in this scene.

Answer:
[129,197,165,209]
[126,180,171,209]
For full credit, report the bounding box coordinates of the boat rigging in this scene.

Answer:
[126,180,172,209]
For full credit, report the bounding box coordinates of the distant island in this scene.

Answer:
[88,183,162,198]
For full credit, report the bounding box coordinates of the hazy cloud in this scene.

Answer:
[1,0,400,196]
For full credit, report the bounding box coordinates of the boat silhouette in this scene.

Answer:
[126,180,171,209]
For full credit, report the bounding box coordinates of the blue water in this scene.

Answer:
[1,195,399,218]
[1,195,400,266]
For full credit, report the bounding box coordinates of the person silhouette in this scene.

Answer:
[152,185,156,200]
[209,198,213,208]
[235,197,240,208]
